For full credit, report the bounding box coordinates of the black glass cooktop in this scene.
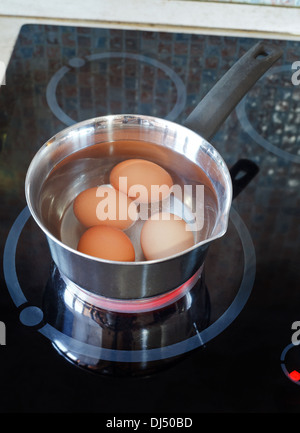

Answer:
[1,24,300,415]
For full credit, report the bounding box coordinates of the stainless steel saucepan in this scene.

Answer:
[25,42,282,300]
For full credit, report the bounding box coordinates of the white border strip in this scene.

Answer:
[1,1,300,86]
[1,1,300,36]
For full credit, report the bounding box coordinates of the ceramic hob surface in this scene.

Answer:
[0,25,300,414]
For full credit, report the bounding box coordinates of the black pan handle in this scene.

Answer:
[183,42,282,141]
[230,159,259,199]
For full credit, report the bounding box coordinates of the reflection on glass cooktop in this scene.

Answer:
[0,25,300,414]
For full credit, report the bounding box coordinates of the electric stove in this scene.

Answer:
[1,25,300,415]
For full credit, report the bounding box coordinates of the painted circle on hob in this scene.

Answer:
[3,205,256,362]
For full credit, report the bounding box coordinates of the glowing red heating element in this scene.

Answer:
[63,266,203,313]
[94,272,198,313]
[289,370,300,381]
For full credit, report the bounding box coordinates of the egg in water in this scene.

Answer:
[73,185,137,230]
[110,159,173,203]
[77,225,135,262]
[140,212,195,261]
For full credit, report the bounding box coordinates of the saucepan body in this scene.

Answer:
[25,114,231,299]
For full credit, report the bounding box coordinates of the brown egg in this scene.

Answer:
[73,185,137,230]
[140,212,194,261]
[77,225,135,262]
[110,159,173,203]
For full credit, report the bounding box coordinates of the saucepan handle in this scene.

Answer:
[183,42,282,141]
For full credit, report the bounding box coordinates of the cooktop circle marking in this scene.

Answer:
[3,206,30,307]
[280,343,300,385]
[19,306,44,327]
[68,57,85,68]
[46,52,187,126]
[236,65,300,164]
[3,205,256,362]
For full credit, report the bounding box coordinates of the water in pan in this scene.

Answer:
[39,139,219,261]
